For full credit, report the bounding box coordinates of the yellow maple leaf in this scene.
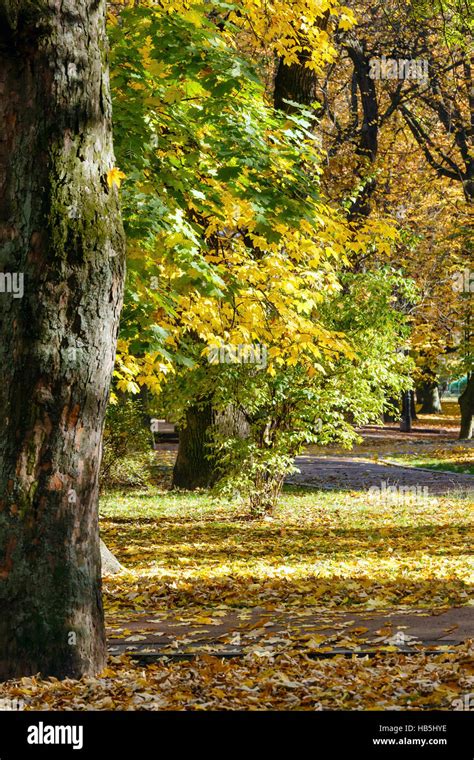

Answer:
[107,167,126,189]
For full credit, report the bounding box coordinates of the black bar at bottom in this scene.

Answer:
[0,710,472,758]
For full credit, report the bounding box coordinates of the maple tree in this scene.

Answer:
[0,0,472,698]
[310,0,473,433]
[108,1,413,509]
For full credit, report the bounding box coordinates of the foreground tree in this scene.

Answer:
[0,0,125,679]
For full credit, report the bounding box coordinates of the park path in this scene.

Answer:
[289,454,473,495]
[124,423,473,660]
[108,606,474,660]
[155,423,473,496]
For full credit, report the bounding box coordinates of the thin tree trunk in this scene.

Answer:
[459,375,474,440]
[400,390,412,432]
[344,36,379,221]
[0,0,125,680]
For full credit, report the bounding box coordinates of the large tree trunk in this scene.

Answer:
[274,53,318,112]
[172,403,250,490]
[172,404,214,489]
[459,375,474,440]
[418,380,442,414]
[0,0,125,680]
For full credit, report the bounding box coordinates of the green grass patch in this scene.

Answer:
[100,485,474,612]
[388,455,474,476]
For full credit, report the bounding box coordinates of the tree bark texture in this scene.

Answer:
[0,0,126,679]
[172,404,214,489]
[274,53,318,112]
[172,403,250,490]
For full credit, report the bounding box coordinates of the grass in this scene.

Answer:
[1,474,472,712]
[100,485,474,613]
[387,454,474,476]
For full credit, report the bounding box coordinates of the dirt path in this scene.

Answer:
[289,454,473,495]
[139,415,472,659]
[108,606,474,659]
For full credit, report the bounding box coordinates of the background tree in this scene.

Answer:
[312,0,472,433]
[108,3,412,510]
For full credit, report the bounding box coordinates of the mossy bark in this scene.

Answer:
[0,0,125,679]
